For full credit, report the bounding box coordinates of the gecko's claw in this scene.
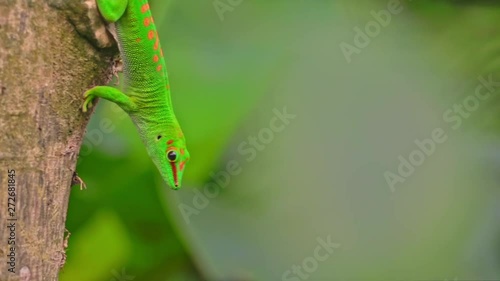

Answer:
[82,91,95,112]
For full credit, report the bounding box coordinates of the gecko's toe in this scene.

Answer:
[82,98,93,112]
[82,91,96,112]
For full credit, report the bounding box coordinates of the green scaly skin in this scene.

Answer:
[82,0,189,190]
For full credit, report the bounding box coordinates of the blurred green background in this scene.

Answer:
[62,1,500,280]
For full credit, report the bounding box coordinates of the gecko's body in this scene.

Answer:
[83,0,189,189]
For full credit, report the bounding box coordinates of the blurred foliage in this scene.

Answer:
[65,0,500,281]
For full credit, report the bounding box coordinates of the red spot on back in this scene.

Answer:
[154,39,159,50]
[153,55,159,62]
[141,4,149,13]
[157,65,162,72]
[144,17,151,27]
[148,30,155,40]
[136,38,141,43]
[160,49,164,57]
[167,139,174,145]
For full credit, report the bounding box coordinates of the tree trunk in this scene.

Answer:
[0,0,115,280]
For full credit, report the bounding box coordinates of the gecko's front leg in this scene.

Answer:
[82,86,137,113]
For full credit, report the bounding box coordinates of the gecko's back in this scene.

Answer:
[114,0,170,100]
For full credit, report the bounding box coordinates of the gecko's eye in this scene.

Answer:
[167,150,177,162]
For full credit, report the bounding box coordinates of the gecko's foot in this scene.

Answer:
[71,172,87,190]
[82,90,96,113]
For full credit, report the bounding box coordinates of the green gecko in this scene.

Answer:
[82,0,189,190]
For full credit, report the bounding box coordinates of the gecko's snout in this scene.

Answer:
[169,181,181,190]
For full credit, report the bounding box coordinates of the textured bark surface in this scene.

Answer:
[0,0,115,280]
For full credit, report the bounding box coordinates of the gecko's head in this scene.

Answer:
[152,132,190,190]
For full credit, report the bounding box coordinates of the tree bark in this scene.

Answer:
[0,0,115,280]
